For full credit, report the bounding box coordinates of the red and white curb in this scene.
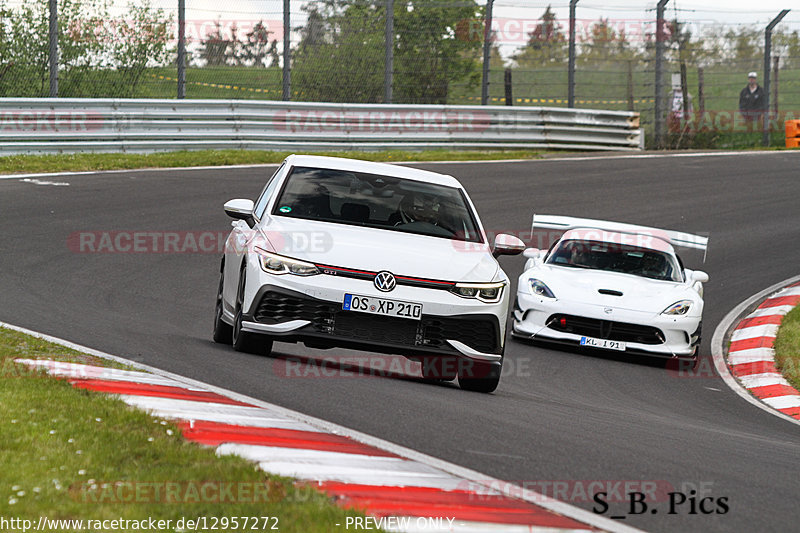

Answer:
[3,323,642,533]
[725,282,800,421]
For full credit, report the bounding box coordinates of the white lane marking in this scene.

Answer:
[762,395,800,409]
[0,321,643,533]
[730,324,779,341]
[0,163,280,181]
[772,286,800,298]
[15,359,183,388]
[727,348,775,364]
[746,306,793,318]
[1,148,798,182]
[255,461,461,486]
[19,178,69,186]
[119,396,322,432]
[217,444,405,464]
[704,387,721,391]
[738,373,791,389]
[711,274,800,428]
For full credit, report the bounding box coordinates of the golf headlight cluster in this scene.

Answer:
[662,300,692,315]
[255,247,319,276]
[451,282,505,303]
[529,278,556,298]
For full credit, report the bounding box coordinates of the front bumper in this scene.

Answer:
[512,291,701,358]
[236,284,505,363]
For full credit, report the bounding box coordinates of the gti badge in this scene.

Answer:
[374,271,396,292]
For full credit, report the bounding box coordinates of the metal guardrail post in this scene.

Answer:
[177,0,186,99]
[654,0,669,149]
[480,0,494,106]
[283,0,291,101]
[48,0,58,97]
[763,10,789,147]
[384,0,394,104]
[568,0,578,108]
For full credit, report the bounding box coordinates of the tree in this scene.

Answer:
[0,0,171,97]
[512,6,566,67]
[579,18,638,63]
[291,0,483,104]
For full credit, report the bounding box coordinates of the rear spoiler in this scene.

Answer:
[532,215,709,256]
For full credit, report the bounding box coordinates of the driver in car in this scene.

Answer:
[393,192,443,226]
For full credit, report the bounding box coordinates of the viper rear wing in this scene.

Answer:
[532,215,709,255]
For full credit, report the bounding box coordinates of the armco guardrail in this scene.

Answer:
[0,98,643,154]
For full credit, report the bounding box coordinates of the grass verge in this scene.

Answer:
[0,326,375,532]
[0,149,543,175]
[773,305,800,392]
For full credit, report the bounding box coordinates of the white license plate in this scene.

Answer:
[580,336,626,351]
[342,294,422,321]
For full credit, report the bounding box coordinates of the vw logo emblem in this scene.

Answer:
[374,271,396,292]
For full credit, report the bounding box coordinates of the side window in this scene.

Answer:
[254,163,288,220]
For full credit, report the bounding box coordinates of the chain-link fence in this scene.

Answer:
[1,0,799,148]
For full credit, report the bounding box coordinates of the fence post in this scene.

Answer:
[654,0,669,149]
[48,0,58,97]
[282,0,291,101]
[504,68,513,106]
[568,0,578,108]
[384,0,394,103]
[177,0,186,99]
[773,56,780,116]
[627,60,634,111]
[698,66,704,117]
[480,0,494,106]
[763,10,789,147]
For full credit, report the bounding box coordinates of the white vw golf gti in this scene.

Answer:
[513,215,709,359]
[213,155,524,392]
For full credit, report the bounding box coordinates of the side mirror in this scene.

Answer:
[691,270,709,283]
[224,199,255,227]
[493,234,525,257]
[523,247,544,260]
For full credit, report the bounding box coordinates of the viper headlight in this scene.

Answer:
[529,279,556,298]
[662,300,692,315]
[255,247,319,276]
[451,282,505,303]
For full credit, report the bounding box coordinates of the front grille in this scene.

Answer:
[254,292,335,327]
[253,290,500,353]
[547,314,665,345]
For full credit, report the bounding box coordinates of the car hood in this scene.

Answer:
[524,264,696,312]
[258,216,500,282]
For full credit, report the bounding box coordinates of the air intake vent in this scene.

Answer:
[598,289,623,296]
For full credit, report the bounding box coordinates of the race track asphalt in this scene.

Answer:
[1,151,799,532]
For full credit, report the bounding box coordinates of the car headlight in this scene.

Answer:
[255,247,319,276]
[662,300,692,315]
[529,279,556,298]
[451,282,505,303]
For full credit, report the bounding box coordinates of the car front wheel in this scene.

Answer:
[212,266,233,344]
[232,266,273,356]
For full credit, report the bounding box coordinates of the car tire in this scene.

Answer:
[212,266,233,344]
[457,355,502,393]
[232,266,273,356]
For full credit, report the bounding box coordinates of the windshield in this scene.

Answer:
[546,239,683,282]
[271,166,483,243]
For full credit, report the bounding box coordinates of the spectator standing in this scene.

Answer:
[739,71,766,132]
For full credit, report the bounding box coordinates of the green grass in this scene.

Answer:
[773,305,800,392]
[0,326,376,532]
[0,148,544,175]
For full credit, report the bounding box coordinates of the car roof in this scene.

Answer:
[561,228,675,254]
[284,154,462,188]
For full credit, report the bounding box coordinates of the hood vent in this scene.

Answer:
[598,289,623,297]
